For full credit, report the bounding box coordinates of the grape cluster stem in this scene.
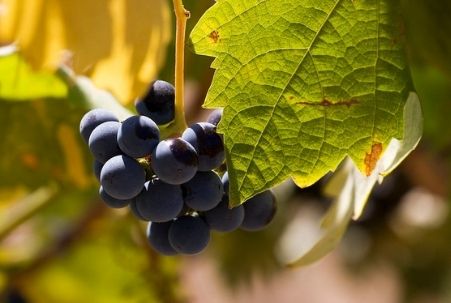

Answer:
[172,0,190,134]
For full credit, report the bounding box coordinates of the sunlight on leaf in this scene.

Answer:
[0,0,171,103]
[0,52,67,100]
[277,92,422,266]
[191,0,414,206]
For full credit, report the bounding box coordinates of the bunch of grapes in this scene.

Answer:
[79,80,277,255]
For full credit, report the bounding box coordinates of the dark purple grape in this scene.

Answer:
[146,221,177,256]
[117,115,160,158]
[168,215,210,255]
[93,160,103,182]
[129,199,147,221]
[135,80,175,125]
[182,122,224,171]
[222,171,229,196]
[241,190,277,231]
[204,195,244,232]
[207,109,223,126]
[88,121,122,163]
[182,171,223,211]
[99,186,130,208]
[151,138,198,185]
[79,109,118,143]
[100,155,145,200]
[134,179,184,222]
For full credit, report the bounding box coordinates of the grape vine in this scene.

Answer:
[76,0,422,262]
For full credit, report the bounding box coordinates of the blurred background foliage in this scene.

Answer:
[0,0,450,302]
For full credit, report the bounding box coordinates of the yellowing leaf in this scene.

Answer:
[0,0,171,103]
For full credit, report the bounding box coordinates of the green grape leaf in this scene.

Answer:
[277,92,422,266]
[0,52,67,100]
[190,0,414,205]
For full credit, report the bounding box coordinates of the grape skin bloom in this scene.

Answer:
[204,195,244,232]
[168,216,210,255]
[135,179,184,222]
[117,115,160,158]
[151,138,198,185]
[182,122,224,171]
[146,221,178,256]
[241,190,277,231]
[80,108,118,143]
[88,121,123,163]
[99,186,131,208]
[135,80,175,125]
[182,171,223,211]
[100,155,145,200]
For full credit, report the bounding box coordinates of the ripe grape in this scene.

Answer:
[129,200,147,221]
[222,172,229,196]
[93,160,103,182]
[79,109,118,143]
[151,138,198,185]
[146,221,177,256]
[134,179,184,222]
[135,80,175,125]
[207,109,222,126]
[99,186,130,208]
[117,115,160,158]
[182,122,224,171]
[80,90,280,257]
[88,121,122,163]
[100,155,145,200]
[241,190,277,231]
[168,215,210,255]
[203,195,244,232]
[182,171,223,211]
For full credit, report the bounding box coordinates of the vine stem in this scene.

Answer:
[172,0,190,133]
[0,185,58,241]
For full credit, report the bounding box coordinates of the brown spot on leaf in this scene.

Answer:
[364,143,383,176]
[209,30,219,43]
[296,98,360,108]
[320,99,333,106]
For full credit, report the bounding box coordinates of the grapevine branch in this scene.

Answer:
[172,0,190,133]
[0,185,58,241]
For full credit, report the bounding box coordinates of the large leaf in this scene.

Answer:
[0,0,171,103]
[190,0,413,205]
